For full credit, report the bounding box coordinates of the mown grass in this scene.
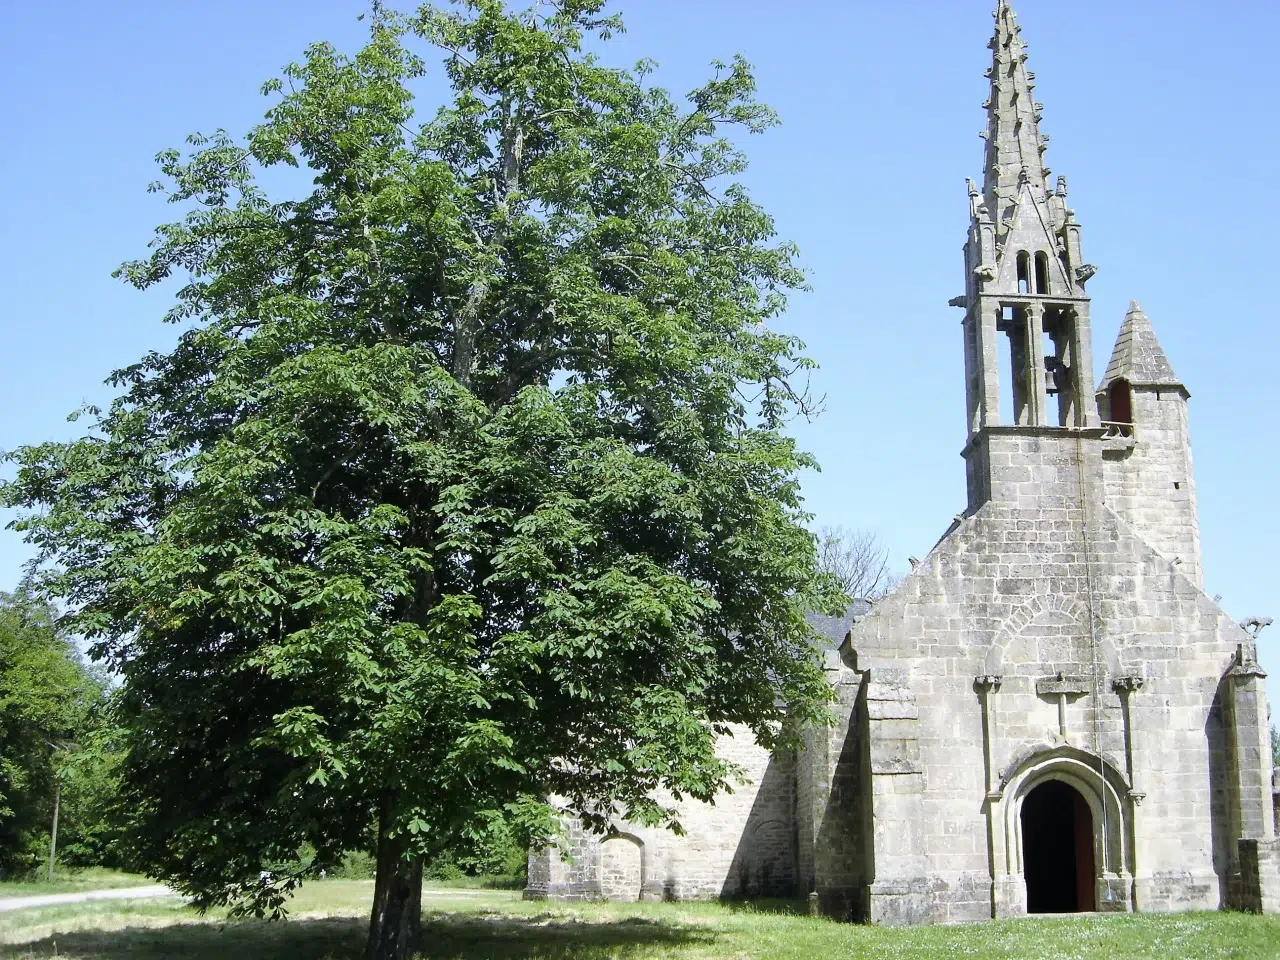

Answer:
[423,873,526,890]
[3,883,1279,959]
[0,869,151,898]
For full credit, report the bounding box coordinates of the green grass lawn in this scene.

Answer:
[3,882,1279,959]
[423,874,525,890]
[0,869,151,898]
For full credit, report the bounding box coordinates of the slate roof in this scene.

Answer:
[1098,301,1184,392]
[807,599,874,651]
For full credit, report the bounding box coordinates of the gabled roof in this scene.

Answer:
[807,599,873,651]
[1098,301,1185,393]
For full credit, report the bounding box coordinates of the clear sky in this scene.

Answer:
[2,2,1278,675]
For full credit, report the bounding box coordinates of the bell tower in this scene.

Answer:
[958,1,1102,510]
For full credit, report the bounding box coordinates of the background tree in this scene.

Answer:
[1,2,839,956]
[0,588,112,877]
[47,720,129,870]
[816,526,899,601]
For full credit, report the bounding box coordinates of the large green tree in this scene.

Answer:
[0,588,110,876]
[2,2,838,956]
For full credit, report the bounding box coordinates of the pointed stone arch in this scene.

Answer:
[993,744,1135,915]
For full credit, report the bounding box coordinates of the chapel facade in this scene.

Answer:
[526,1,1280,922]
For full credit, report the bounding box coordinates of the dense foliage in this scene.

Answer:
[0,589,119,877]
[1,2,839,955]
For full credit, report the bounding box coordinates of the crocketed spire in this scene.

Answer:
[982,1,1053,242]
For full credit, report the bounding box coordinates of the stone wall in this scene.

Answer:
[1101,385,1202,585]
[525,725,797,902]
[530,417,1274,920]
[796,664,874,920]
[840,428,1255,922]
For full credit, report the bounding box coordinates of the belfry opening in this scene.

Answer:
[1021,780,1096,913]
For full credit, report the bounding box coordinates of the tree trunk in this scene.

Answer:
[47,779,60,882]
[363,796,424,960]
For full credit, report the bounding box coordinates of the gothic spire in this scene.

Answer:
[982,1,1051,238]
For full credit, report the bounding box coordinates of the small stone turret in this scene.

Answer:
[1097,302,1202,585]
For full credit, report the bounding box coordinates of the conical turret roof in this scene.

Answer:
[1098,301,1184,392]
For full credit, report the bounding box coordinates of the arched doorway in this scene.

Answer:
[1021,779,1095,913]
[599,835,643,901]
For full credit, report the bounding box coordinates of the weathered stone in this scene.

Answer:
[527,0,1278,923]
[1036,675,1091,697]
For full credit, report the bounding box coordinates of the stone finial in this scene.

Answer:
[1230,642,1268,680]
[1055,175,1068,197]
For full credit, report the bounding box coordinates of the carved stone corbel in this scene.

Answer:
[975,676,1003,799]
[1113,675,1144,797]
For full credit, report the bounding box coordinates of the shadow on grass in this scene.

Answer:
[8,911,714,959]
[424,910,714,958]
[5,917,366,960]
[718,897,809,917]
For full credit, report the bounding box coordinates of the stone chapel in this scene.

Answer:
[526,1,1280,922]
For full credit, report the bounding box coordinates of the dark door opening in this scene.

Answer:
[1021,779,1096,913]
[1108,378,1133,424]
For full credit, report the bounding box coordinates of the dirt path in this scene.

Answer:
[0,885,175,913]
[0,884,510,913]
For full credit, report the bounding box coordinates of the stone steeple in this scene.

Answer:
[1098,301,1186,394]
[982,0,1054,241]
[960,0,1101,512]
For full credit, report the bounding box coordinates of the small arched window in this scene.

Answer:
[1108,378,1133,424]
[1035,252,1051,294]
[1016,251,1031,294]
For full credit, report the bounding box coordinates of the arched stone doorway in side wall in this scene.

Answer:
[599,835,643,901]
[1021,779,1096,913]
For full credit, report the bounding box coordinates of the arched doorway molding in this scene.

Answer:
[598,829,645,901]
[997,745,1134,913]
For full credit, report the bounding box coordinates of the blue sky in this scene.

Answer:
[1,1,1277,674]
